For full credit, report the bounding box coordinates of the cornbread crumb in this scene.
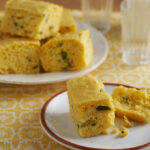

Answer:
[112,86,150,123]
[67,75,115,138]
[112,128,119,134]
[103,130,110,135]
[118,127,128,138]
[123,116,134,128]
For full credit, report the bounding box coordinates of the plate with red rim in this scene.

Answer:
[40,83,150,150]
[0,21,109,85]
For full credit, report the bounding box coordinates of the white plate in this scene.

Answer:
[0,21,109,85]
[40,83,150,150]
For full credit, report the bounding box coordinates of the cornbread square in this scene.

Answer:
[0,36,40,74]
[40,29,93,72]
[112,86,150,123]
[59,8,77,34]
[2,0,63,40]
[67,75,115,138]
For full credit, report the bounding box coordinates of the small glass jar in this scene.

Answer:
[81,0,113,33]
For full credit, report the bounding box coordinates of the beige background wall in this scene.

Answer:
[0,0,122,11]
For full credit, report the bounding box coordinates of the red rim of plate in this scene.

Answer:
[40,83,150,150]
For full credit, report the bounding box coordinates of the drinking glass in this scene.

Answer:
[81,0,113,33]
[121,0,150,65]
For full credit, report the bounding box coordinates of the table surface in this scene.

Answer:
[0,13,150,150]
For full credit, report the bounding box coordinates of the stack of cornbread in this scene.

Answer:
[0,0,93,74]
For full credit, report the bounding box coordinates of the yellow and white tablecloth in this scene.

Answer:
[0,13,150,150]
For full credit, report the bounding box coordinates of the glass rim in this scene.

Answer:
[121,0,150,14]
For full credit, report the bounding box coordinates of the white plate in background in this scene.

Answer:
[0,21,109,85]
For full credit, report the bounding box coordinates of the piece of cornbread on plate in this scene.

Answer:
[2,0,63,40]
[67,75,115,138]
[59,8,77,34]
[0,36,40,74]
[40,29,93,72]
[112,86,150,123]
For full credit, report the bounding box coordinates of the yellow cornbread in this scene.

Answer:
[118,127,128,138]
[60,8,77,34]
[40,30,93,72]
[2,0,63,40]
[67,75,115,138]
[112,128,119,134]
[0,36,40,74]
[112,86,150,123]
[123,116,133,128]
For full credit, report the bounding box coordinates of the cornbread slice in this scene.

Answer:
[67,75,115,138]
[0,36,40,74]
[112,86,150,123]
[2,0,63,40]
[59,8,77,34]
[40,30,93,72]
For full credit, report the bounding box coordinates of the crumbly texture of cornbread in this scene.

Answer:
[118,127,128,138]
[0,36,40,74]
[59,8,77,34]
[40,30,93,72]
[112,128,119,134]
[112,86,150,123]
[67,75,115,138]
[123,116,133,128]
[2,0,63,40]
[0,11,4,34]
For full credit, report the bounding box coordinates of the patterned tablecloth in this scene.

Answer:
[0,13,150,150]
